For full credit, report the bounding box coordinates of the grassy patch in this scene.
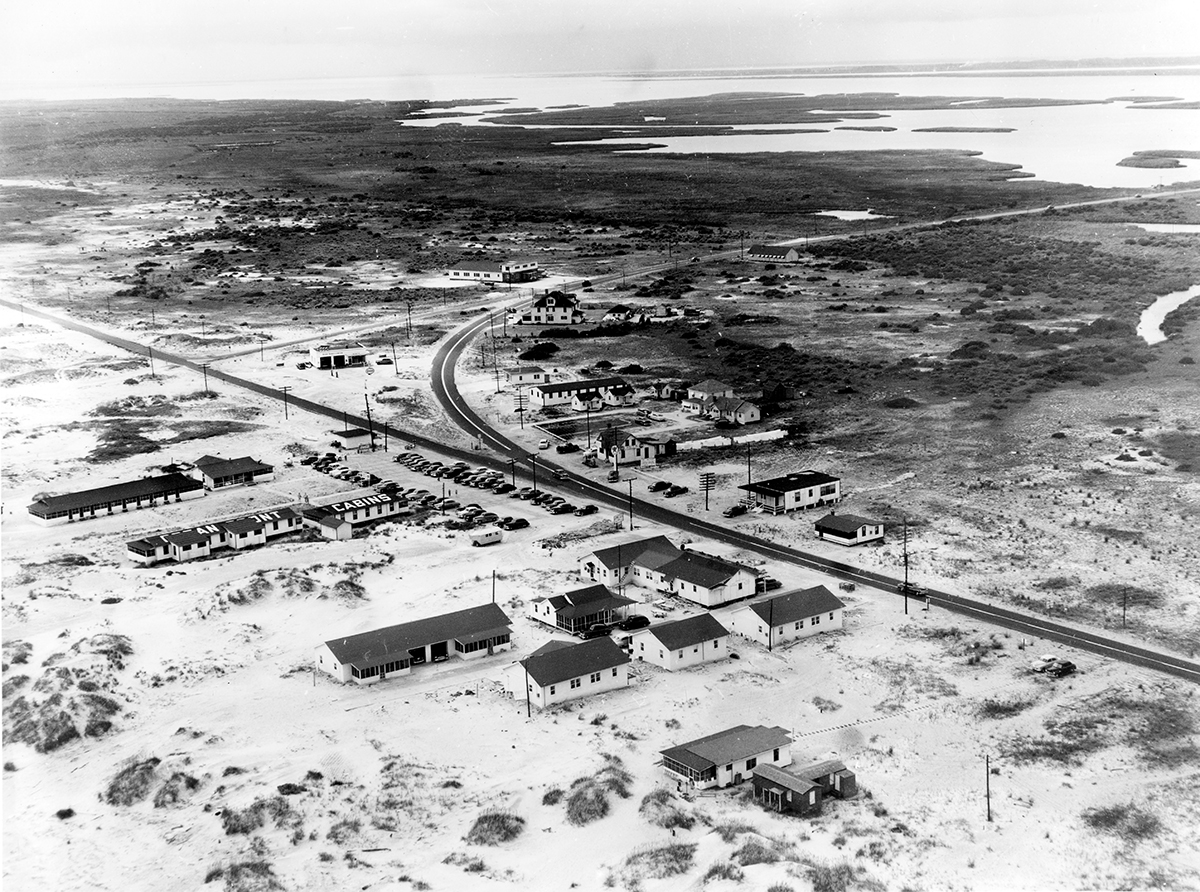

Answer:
[465,809,525,845]
[564,754,632,826]
[805,858,884,892]
[812,696,842,713]
[733,838,779,866]
[1085,582,1162,609]
[222,796,302,836]
[542,786,564,806]
[443,851,487,873]
[153,771,202,807]
[621,842,698,881]
[1081,802,1162,840]
[104,757,161,806]
[702,861,744,883]
[1001,713,1110,766]
[712,820,758,843]
[203,860,283,891]
[638,787,696,830]
[976,696,1037,719]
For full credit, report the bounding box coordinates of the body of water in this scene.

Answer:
[1136,284,1200,344]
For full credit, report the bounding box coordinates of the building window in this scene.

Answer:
[773,748,780,761]
[829,612,835,620]
[612,667,618,677]
[549,685,555,695]
[570,678,581,689]
[589,672,601,683]
[692,647,698,653]
[794,622,800,630]
[746,757,757,770]
[677,651,683,659]
[713,639,720,648]
[813,616,820,625]
[639,642,644,652]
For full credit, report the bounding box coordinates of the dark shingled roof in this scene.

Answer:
[28,473,204,517]
[738,470,840,496]
[221,508,300,535]
[661,724,792,773]
[656,551,746,589]
[534,376,627,397]
[547,585,636,619]
[748,586,845,626]
[587,535,680,570]
[753,763,818,794]
[324,603,511,670]
[689,379,732,394]
[814,513,879,535]
[520,637,629,687]
[194,455,273,479]
[648,613,729,651]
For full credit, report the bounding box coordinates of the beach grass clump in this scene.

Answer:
[1081,803,1162,840]
[638,787,696,830]
[564,754,633,826]
[702,861,744,883]
[465,809,525,845]
[104,757,162,806]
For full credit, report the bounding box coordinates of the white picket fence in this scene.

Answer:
[674,428,787,452]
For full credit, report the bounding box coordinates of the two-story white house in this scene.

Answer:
[626,613,730,671]
[597,428,677,465]
[505,366,550,386]
[661,725,793,790]
[726,586,846,648]
[515,292,585,326]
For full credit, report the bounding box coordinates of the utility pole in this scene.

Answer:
[280,386,292,419]
[699,471,716,511]
[627,479,634,530]
[200,315,206,337]
[584,405,592,451]
[507,458,517,487]
[492,569,496,604]
[985,754,992,822]
[148,346,156,378]
[405,302,413,339]
[1123,585,1128,628]
[768,597,774,652]
[902,514,910,615]
[524,665,531,718]
[530,454,538,494]
[391,342,398,373]
[200,362,210,393]
[363,393,374,449]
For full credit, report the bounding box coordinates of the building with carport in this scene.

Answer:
[316,603,513,685]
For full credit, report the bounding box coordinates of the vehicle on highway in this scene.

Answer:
[538,439,550,449]
[574,504,598,516]
[648,480,672,492]
[664,484,689,497]
[722,503,748,518]
[617,615,651,631]
[896,582,928,598]
[553,469,569,481]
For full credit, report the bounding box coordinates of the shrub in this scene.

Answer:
[712,821,758,843]
[154,772,201,807]
[466,809,525,845]
[55,808,75,820]
[806,859,860,892]
[623,842,698,879]
[326,818,361,844]
[542,787,564,806]
[104,757,161,806]
[734,839,779,866]
[1082,803,1162,840]
[977,697,1036,719]
[703,861,744,883]
[443,851,487,872]
[638,788,696,830]
[203,860,283,891]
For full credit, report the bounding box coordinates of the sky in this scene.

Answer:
[2,0,1198,100]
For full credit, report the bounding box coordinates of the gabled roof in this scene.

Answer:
[753,763,818,794]
[534,376,627,397]
[547,585,635,619]
[689,379,733,394]
[661,725,793,772]
[506,365,545,375]
[814,513,879,535]
[605,304,631,315]
[648,613,729,651]
[587,535,680,570]
[194,455,273,478]
[532,292,580,309]
[221,508,300,535]
[739,471,840,495]
[747,245,797,258]
[795,759,849,780]
[656,551,747,589]
[747,586,845,626]
[448,259,503,273]
[28,473,204,516]
[165,526,222,547]
[711,396,756,413]
[324,603,511,669]
[520,637,629,686]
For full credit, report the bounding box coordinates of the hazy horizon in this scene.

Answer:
[3,0,1199,102]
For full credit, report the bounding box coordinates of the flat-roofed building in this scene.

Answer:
[738,470,841,515]
[310,341,368,370]
[444,259,541,283]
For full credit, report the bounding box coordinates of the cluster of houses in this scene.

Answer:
[26,454,274,527]
[681,380,761,425]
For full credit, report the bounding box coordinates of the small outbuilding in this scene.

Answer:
[814,512,884,546]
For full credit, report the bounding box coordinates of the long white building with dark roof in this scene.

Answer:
[507,637,630,708]
[726,585,846,647]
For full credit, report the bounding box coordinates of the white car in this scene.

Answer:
[646,412,666,422]
[538,439,550,450]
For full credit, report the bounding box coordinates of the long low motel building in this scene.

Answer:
[528,376,630,409]
[318,603,513,685]
[299,493,412,540]
[27,473,206,526]
[444,259,541,283]
[126,508,304,565]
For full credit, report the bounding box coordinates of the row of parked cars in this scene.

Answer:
[647,479,690,498]
[395,453,515,493]
[303,453,382,488]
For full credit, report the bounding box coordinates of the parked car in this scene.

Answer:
[1045,660,1077,678]
[538,439,551,450]
[722,503,748,518]
[573,504,598,516]
[435,498,460,511]
[755,575,782,593]
[646,411,666,422]
[500,517,530,531]
[606,469,620,483]
[556,442,580,454]
[664,484,689,497]
[299,455,318,466]
[492,482,516,495]
[1031,654,1060,673]
[376,357,394,365]
[648,480,672,492]
[476,512,499,525]
[578,625,611,640]
[617,615,651,631]
[551,503,575,515]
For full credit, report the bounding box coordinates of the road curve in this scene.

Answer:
[426,310,1200,685]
